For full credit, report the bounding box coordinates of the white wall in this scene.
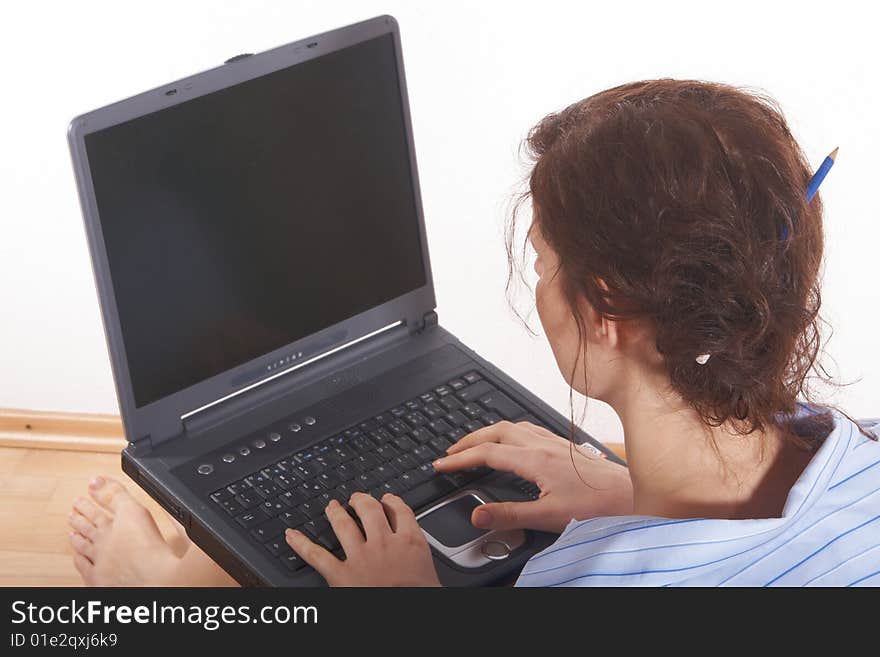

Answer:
[2,0,878,445]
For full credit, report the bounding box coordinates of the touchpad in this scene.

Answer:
[418,493,489,548]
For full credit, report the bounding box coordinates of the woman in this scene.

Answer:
[68,79,880,587]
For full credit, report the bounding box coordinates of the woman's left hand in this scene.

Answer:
[285,492,441,587]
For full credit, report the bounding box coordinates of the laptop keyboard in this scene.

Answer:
[207,370,542,574]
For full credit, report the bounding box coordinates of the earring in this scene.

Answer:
[695,353,711,365]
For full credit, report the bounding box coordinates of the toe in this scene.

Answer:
[89,476,135,514]
[72,553,95,585]
[73,496,110,526]
[69,532,94,559]
[69,512,96,540]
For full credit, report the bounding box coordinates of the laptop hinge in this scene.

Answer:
[129,412,186,452]
[409,310,438,334]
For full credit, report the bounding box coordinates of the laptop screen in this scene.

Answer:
[84,34,427,409]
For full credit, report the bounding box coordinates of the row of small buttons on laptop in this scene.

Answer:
[196,415,318,476]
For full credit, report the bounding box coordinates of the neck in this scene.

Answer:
[607,370,811,520]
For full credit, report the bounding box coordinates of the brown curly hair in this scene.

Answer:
[508,79,841,441]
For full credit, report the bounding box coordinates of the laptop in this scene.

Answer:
[68,14,622,586]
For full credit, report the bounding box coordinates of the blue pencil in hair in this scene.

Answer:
[806,146,838,201]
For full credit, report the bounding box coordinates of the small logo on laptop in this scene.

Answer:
[267,351,304,371]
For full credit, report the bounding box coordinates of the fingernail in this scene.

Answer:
[89,476,105,489]
[285,528,299,540]
[433,458,444,467]
[473,508,492,528]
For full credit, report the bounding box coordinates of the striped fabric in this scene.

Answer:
[515,408,880,587]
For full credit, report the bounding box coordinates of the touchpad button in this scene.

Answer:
[418,493,489,548]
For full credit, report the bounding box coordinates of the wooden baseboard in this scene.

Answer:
[0,407,627,460]
[0,408,126,453]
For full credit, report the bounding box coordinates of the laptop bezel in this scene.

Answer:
[67,15,436,445]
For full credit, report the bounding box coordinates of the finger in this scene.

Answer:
[73,496,110,527]
[349,492,392,540]
[324,499,364,552]
[68,511,96,540]
[380,494,419,534]
[285,528,342,576]
[472,500,550,531]
[446,421,532,455]
[433,442,537,481]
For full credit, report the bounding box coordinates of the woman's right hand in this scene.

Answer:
[432,421,633,534]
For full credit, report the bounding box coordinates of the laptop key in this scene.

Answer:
[334,463,356,482]
[350,435,376,453]
[251,517,288,543]
[422,403,445,419]
[393,434,417,451]
[280,552,307,572]
[266,538,291,557]
[461,403,483,419]
[400,476,457,511]
[236,508,269,528]
[259,499,286,517]
[298,499,325,520]
[412,444,438,463]
[462,420,485,434]
[429,436,453,454]
[446,428,467,443]
[477,390,526,420]
[481,413,503,426]
[439,395,463,411]
[409,427,435,444]
[316,471,341,489]
[234,489,263,509]
[253,482,280,498]
[278,489,305,508]
[386,419,410,436]
[352,453,380,472]
[227,481,250,496]
[373,464,398,482]
[427,419,453,435]
[210,489,232,504]
[274,473,297,490]
[397,470,419,490]
[356,471,380,490]
[448,379,466,390]
[456,380,494,402]
[369,428,394,445]
[375,444,399,461]
[404,412,429,428]
[280,509,308,528]
[334,482,358,501]
[219,498,244,516]
[445,410,469,426]
[462,371,483,384]
[393,453,419,472]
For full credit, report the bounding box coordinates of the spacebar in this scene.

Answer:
[401,477,457,511]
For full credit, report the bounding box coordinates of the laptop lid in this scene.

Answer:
[68,15,436,446]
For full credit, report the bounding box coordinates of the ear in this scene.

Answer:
[579,277,625,350]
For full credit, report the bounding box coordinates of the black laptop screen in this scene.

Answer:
[84,34,427,408]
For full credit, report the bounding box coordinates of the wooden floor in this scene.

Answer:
[0,446,184,587]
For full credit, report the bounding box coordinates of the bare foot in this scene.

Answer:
[68,476,181,586]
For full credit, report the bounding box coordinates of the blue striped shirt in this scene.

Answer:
[515,409,880,587]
